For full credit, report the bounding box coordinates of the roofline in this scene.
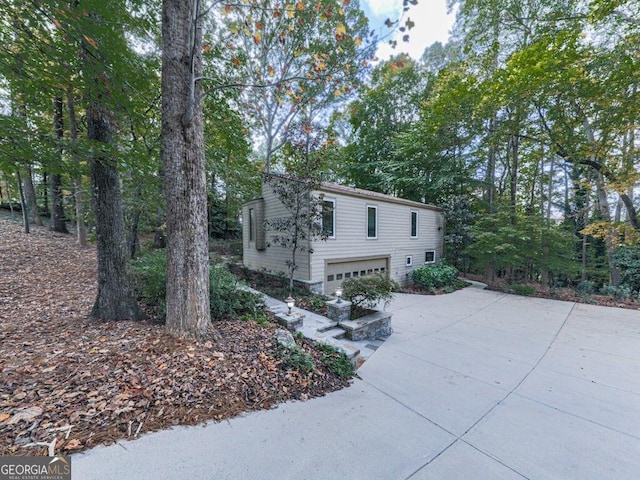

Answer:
[319,182,442,212]
[259,173,442,212]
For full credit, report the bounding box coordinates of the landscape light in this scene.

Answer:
[285,296,295,315]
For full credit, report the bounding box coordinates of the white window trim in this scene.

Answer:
[406,255,413,266]
[323,198,336,239]
[425,250,436,264]
[366,205,378,239]
[410,210,418,238]
[248,208,255,243]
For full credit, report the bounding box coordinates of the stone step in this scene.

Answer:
[319,327,346,340]
[320,338,360,362]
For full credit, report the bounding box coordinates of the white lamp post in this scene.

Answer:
[285,296,295,315]
[335,287,343,304]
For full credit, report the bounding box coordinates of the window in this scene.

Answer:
[345,272,351,278]
[425,251,436,264]
[249,208,255,242]
[353,271,359,277]
[367,205,378,239]
[410,211,418,238]
[327,274,335,282]
[336,273,343,280]
[322,199,335,238]
[406,256,413,266]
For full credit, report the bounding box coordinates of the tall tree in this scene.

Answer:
[220,0,371,172]
[162,0,211,337]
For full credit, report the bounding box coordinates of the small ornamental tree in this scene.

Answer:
[264,173,328,294]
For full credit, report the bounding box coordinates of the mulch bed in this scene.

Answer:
[0,219,349,456]
[463,274,640,310]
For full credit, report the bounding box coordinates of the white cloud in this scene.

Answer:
[362,0,456,60]
[365,0,401,18]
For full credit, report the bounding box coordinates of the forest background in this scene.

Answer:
[1,0,639,337]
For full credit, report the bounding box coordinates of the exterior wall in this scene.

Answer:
[242,183,311,281]
[310,189,444,291]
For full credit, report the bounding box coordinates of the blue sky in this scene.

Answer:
[360,0,456,59]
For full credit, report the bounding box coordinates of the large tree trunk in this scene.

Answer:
[162,0,211,338]
[87,101,143,321]
[51,96,69,233]
[67,89,87,246]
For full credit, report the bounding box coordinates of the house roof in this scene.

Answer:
[319,181,442,212]
[259,173,442,212]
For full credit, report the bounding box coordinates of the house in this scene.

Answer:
[242,175,444,295]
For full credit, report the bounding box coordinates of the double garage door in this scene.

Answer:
[324,257,389,296]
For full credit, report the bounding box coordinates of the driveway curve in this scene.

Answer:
[75,288,640,480]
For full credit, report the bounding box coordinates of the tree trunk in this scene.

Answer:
[67,89,87,246]
[162,0,211,337]
[16,171,29,234]
[87,102,143,321]
[22,166,42,226]
[51,96,69,233]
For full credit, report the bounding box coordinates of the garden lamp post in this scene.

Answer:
[285,296,295,315]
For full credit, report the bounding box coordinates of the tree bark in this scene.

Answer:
[22,166,42,226]
[16,171,29,234]
[86,101,143,320]
[162,0,211,337]
[67,89,87,246]
[51,96,69,233]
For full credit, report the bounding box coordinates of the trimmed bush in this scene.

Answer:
[411,263,459,290]
[599,285,633,300]
[507,284,536,296]
[341,274,398,310]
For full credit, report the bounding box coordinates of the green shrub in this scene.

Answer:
[209,265,261,319]
[576,280,596,295]
[130,250,260,320]
[316,343,354,379]
[613,247,640,293]
[278,345,315,373]
[130,250,168,316]
[341,274,398,310]
[411,263,459,290]
[599,285,633,300]
[507,284,536,296]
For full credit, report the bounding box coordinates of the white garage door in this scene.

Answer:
[324,257,389,296]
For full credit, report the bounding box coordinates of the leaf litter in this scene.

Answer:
[0,218,350,456]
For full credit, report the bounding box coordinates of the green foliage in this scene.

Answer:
[442,195,476,269]
[209,265,261,320]
[599,284,634,300]
[316,343,354,379]
[576,280,597,295]
[613,246,640,293]
[466,209,579,284]
[411,263,459,290]
[130,250,168,316]
[307,294,329,311]
[130,250,259,321]
[341,274,397,310]
[507,285,536,296]
[278,345,315,374]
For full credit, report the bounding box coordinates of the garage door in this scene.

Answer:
[325,257,389,296]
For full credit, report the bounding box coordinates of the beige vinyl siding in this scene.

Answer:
[242,183,311,281]
[310,190,443,290]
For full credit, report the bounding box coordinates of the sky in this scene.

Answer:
[360,0,457,60]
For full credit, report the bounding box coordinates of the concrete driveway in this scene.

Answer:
[74,288,640,479]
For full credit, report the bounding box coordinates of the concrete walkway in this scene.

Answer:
[74,288,640,479]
